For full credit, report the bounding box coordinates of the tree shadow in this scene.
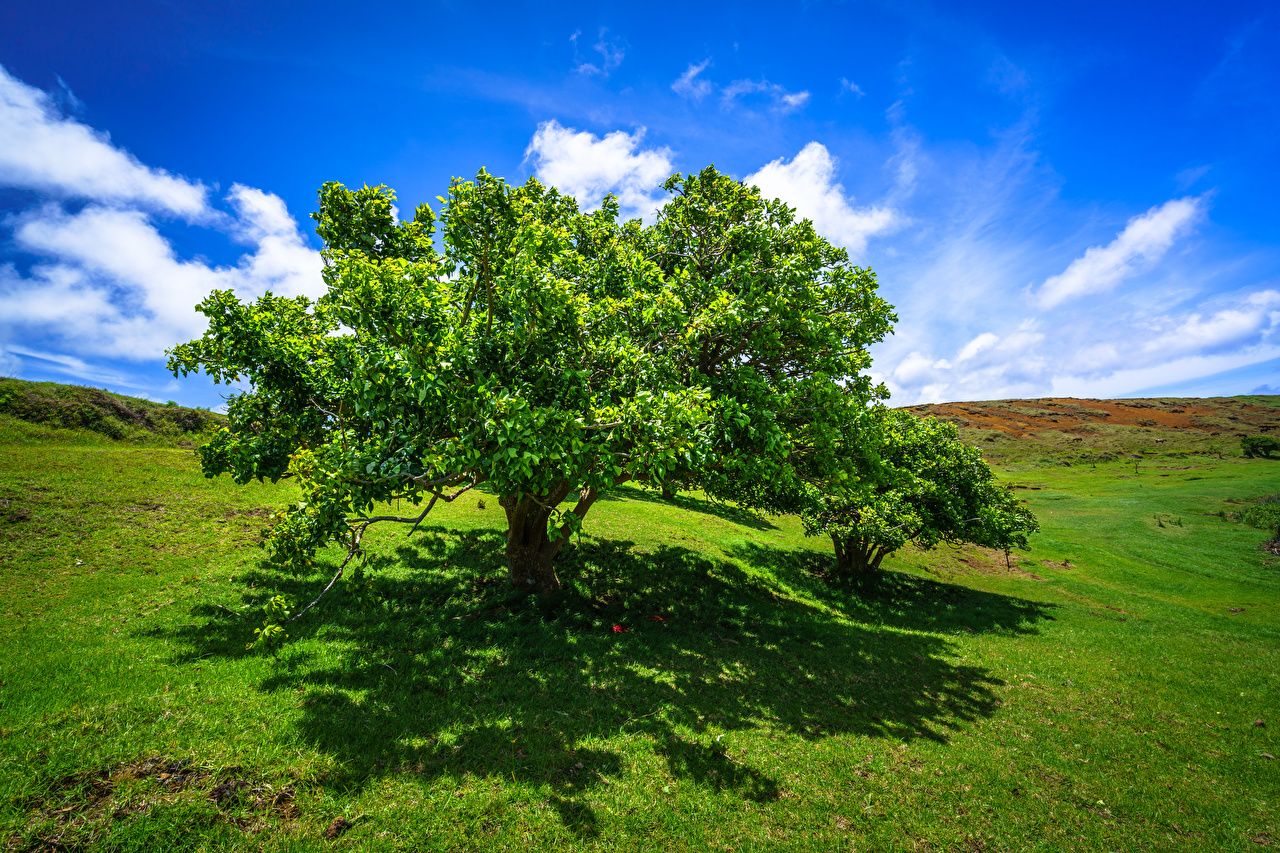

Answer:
[154,528,1052,835]
[599,484,777,530]
[729,542,1056,637]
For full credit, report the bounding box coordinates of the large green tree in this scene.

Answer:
[803,408,1038,580]
[169,167,894,597]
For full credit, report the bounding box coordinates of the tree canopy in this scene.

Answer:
[802,407,1038,580]
[169,167,895,597]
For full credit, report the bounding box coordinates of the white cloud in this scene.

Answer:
[879,286,1280,404]
[956,332,998,362]
[0,64,208,218]
[721,79,810,113]
[883,322,1050,402]
[572,29,625,77]
[524,120,674,220]
[1,345,157,390]
[892,351,948,385]
[1141,289,1280,357]
[0,68,320,372]
[840,78,865,98]
[1036,196,1206,309]
[226,184,324,299]
[672,60,713,100]
[746,142,898,254]
[0,190,321,360]
[1050,345,1280,400]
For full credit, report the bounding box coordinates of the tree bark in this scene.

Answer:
[501,493,563,595]
[499,482,602,595]
[831,535,887,583]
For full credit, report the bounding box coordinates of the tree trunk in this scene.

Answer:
[499,483,602,595]
[660,484,675,500]
[501,494,563,595]
[831,535,886,584]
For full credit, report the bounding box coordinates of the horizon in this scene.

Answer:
[1,2,1277,409]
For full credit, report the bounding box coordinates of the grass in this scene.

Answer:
[0,386,1278,849]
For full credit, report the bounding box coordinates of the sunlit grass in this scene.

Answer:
[1,407,1277,849]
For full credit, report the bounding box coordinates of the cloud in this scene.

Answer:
[721,79,810,113]
[0,191,321,360]
[878,286,1280,404]
[226,184,325,298]
[1141,289,1280,357]
[840,78,865,98]
[671,65,808,113]
[672,60,713,101]
[1035,196,1206,309]
[1050,345,1280,400]
[955,332,999,362]
[572,29,625,78]
[524,120,674,220]
[892,351,948,385]
[0,67,319,383]
[0,344,17,377]
[1,344,161,390]
[746,142,898,254]
[0,64,208,218]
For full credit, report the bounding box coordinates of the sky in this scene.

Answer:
[0,1,1277,408]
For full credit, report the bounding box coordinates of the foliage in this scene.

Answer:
[1241,434,1280,458]
[803,408,1038,578]
[1223,494,1280,536]
[168,167,894,594]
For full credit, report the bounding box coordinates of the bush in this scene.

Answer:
[1242,434,1280,458]
[1239,498,1280,533]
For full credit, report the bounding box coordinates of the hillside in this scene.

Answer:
[910,395,1280,464]
[0,378,222,445]
[1,382,1277,849]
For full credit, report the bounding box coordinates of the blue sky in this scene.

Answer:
[1,1,1277,407]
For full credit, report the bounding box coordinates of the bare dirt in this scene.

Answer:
[9,756,302,850]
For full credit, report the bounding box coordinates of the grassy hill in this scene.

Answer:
[0,381,1277,849]
[0,378,222,445]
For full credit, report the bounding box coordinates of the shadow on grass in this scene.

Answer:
[158,528,1051,837]
[730,542,1056,637]
[599,484,777,531]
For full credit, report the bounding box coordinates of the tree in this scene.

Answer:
[802,408,1038,581]
[168,167,894,598]
[1242,434,1280,459]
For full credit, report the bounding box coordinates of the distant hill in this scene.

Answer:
[909,396,1280,464]
[0,377,222,444]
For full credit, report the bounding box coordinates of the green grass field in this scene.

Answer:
[1,386,1278,850]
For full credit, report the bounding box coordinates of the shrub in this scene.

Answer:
[1242,435,1280,459]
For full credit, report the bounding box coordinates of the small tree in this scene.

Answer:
[803,408,1038,581]
[1242,434,1280,459]
[169,167,894,597]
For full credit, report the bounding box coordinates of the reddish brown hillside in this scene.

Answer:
[905,396,1280,462]
[908,397,1279,439]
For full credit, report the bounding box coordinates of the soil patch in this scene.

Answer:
[9,756,302,850]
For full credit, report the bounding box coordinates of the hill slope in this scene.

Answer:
[0,377,222,445]
[0,382,1277,849]
[910,395,1280,464]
